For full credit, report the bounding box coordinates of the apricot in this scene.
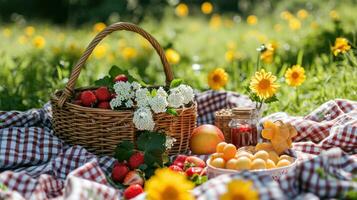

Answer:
[210,158,225,168]
[222,144,237,160]
[236,157,252,170]
[277,159,291,168]
[216,142,227,153]
[266,159,276,169]
[268,151,280,164]
[236,151,254,160]
[211,153,224,160]
[279,155,294,163]
[253,150,269,161]
[225,158,239,170]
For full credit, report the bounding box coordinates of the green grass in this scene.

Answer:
[0,1,356,115]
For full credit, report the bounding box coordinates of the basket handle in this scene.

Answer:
[57,22,174,108]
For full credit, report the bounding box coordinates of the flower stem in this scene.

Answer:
[295,87,300,106]
[256,52,261,71]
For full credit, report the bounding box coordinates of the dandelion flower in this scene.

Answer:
[122,47,138,60]
[331,37,351,56]
[329,10,339,20]
[297,9,309,20]
[280,11,293,20]
[32,36,46,49]
[145,168,194,200]
[208,68,228,90]
[25,26,35,37]
[220,179,259,200]
[175,3,189,17]
[289,18,301,30]
[250,69,279,99]
[247,15,258,25]
[165,49,180,64]
[93,22,106,33]
[285,65,306,87]
[225,50,236,62]
[17,35,28,45]
[93,44,107,59]
[201,2,213,14]
[209,14,222,29]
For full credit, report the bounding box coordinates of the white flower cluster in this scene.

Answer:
[165,135,177,150]
[110,80,194,131]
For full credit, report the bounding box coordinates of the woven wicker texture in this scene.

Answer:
[51,22,197,156]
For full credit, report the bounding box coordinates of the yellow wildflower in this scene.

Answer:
[225,50,235,62]
[297,9,309,20]
[208,68,228,90]
[145,168,194,200]
[280,11,294,20]
[17,35,28,45]
[175,3,189,17]
[93,22,106,33]
[32,36,46,49]
[2,28,12,38]
[250,69,279,99]
[331,37,351,56]
[289,18,301,30]
[210,14,222,29]
[25,26,35,37]
[93,44,108,59]
[220,180,259,200]
[285,64,306,87]
[122,47,138,60]
[329,10,339,20]
[260,44,274,64]
[247,15,258,25]
[165,48,180,64]
[201,2,213,14]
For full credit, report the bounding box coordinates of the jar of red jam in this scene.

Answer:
[228,107,258,148]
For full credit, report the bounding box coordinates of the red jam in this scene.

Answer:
[231,124,258,148]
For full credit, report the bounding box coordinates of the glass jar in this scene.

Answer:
[228,107,258,148]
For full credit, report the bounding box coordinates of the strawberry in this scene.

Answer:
[80,90,97,107]
[95,87,111,101]
[123,171,144,186]
[113,74,128,82]
[123,184,144,199]
[128,152,144,169]
[184,156,206,170]
[97,101,111,109]
[111,163,129,182]
[185,167,205,177]
[168,165,184,173]
[173,155,187,169]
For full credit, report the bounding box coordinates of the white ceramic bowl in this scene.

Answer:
[206,149,297,181]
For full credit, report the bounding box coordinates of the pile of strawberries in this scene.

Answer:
[72,74,128,109]
[112,151,145,199]
[168,155,207,180]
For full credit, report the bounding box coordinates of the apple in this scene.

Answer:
[189,124,225,155]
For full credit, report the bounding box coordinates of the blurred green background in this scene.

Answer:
[0,0,356,115]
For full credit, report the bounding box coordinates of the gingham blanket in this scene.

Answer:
[0,91,356,200]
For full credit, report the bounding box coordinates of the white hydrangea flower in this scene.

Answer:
[135,88,150,108]
[110,96,122,109]
[165,136,177,150]
[167,87,184,108]
[125,99,134,108]
[131,81,141,91]
[157,87,168,98]
[149,95,168,113]
[113,81,134,101]
[133,107,155,131]
[178,84,194,104]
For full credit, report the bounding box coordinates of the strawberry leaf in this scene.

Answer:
[190,174,208,186]
[170,78,183,88]
[94,76,112,88]
[114,141,134,162]
[166,108,178,116]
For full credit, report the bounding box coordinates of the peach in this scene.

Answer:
[190,125,225,155]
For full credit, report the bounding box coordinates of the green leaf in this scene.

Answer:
[114,141,134,162]
[94,76,112,87]
[109,65,148,86]
[151,89,157,97]
[144,149,164,166]
[170,78,183,88]
[264,95,279,103]
[190,174,208,186]
[166,108,178,116]
[109,65,123,78]
[138,164,148,171]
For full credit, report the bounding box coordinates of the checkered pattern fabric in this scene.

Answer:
[1,92,356,200]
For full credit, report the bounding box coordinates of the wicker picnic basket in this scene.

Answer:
[51,22,197,156]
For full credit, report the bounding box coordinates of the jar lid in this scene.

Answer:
[232,107,255,119]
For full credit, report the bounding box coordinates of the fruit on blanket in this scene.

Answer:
[185,167,205,177]
[189,125,225,155]
[123,171,144,186]
[97,101,110,109]
[123,184,144,199]
[235,157,252,170]
[80,90,97,107]
[253,150,269,161]
[114,74,128,82]
[210,157,225,168]
[95,87,111,101]
[251,158,266,170]
[169,165,184,173]
[222,144,237,160]
[184,156,206,169]
[173,155,188,169]
[129,152,145,169]
[112,163,129,182]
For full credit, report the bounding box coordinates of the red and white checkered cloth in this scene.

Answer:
[1,91,356,200]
